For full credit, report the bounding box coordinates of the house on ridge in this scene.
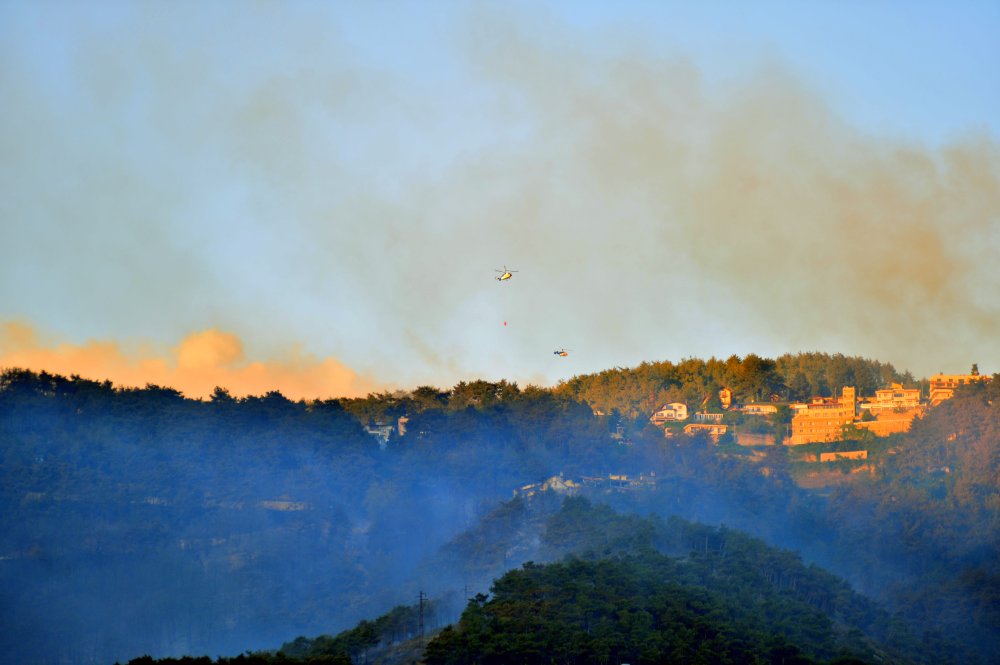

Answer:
[650,402,688,425]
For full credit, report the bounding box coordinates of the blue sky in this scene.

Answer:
[1,1,998,396]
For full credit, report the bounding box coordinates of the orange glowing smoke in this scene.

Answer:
[0,322,375,400]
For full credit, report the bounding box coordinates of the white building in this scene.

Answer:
[743,403,778,416]
[650,402,688,425]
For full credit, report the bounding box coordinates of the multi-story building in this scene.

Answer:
[650,402,688,425]
[781,370,987,447]
[861,383,921,414]
[787,387,856,445]
[719,388,733,410]
[683,423,728,441]
[929,372,989,406]
[743,403,778,415]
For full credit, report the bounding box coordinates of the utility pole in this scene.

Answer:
[418,590,426,644]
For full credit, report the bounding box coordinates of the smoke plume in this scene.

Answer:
[0,321,375,399]
[1,5,997,386]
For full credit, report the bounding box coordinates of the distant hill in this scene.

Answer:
[267,498,951,665]
[550,352,909,420]
[825,381,1000,656]
[426,556,871,665]
[1,364,997,665]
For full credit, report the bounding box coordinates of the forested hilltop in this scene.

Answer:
[1,353,997,664]
[422,499,933,665]
[341,352,910,424]
[120,500,972,665]
[554,352,911,419]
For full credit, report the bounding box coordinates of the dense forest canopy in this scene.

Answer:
[551,352,911,420]
[0,354,997,665]
[337,352,912,425]
[419,498,930,665]
[125,499,978,665]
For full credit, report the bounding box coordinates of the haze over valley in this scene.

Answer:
[1,2,998,664]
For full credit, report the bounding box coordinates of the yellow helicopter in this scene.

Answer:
[553,348,571,357]
[495,266,518,282]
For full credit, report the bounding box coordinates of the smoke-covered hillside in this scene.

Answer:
[127,499,973,664]
[1,359,998,664]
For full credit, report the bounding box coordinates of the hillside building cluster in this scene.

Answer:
[649,370,989,446]
[513,472,658,499]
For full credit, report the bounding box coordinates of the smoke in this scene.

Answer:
[1,4,997,387]
[433,18,1000,377]
[0,321,375,399]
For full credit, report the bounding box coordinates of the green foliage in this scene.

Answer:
[772,404,793,425]
[3,365,997,665]
[118,652,349,665]
[421,497,945,664]
[551,352,906,420]
[278,601,436,661]
[824,384,1000,657]
[0,368,613,663]
[424,551,879,665]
